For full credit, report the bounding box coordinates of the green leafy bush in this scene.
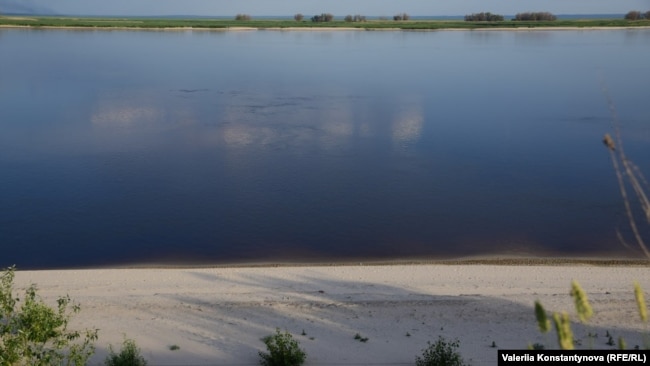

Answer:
[393,13,410,21]
[514,12,557,21]
[311,13,334,22]
[235,14,252,21]
[0,266,98,365]
[105,338,148,366]
[624,11,643,20]
[415,336,468,366]
[464,12,504,21]
[344,14,367,22]
[259,329,306,366]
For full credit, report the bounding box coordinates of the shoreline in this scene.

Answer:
[12,256,650,271]
[9,251,650,271]
[12,263,650,365]
[2,24,650,32]
[86,257,650,269]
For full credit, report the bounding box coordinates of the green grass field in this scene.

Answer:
[0,16,649,30]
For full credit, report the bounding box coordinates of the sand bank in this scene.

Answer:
[12,263,650,365]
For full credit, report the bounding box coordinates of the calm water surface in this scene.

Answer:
[1,29,649,268]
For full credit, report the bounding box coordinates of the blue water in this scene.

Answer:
[1,28,649,269]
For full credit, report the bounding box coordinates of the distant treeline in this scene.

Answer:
[234,13,411,22]
[229,11,649,22]
[344,14,367,22]
[464,12,556,21]
[311,13,334,22]
[513,12,557,21]
[624,10,650,20]
[234,14,251,21]
[465,11,650,22]
[464,12,504,21]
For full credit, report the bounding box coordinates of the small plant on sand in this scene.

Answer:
[105,338,147,366]
[605,335,615,346]
[415,336,468,366]
[0,266,98,365]
[354,333,369,342]
[169,344,180,351]
[259,329,306,366]
[530,343,545,350]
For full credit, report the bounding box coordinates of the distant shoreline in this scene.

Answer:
[1,15,649,31]
[2,24,650,32]
[0,24,650,32]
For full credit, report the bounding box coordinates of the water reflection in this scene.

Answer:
[91,93,164,127]
[463,30,505,45]
[392,97,424,147]
[1,29,649,268]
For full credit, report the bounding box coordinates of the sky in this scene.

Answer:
[3,0,649,17]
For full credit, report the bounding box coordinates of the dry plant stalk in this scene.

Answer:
[602,84,650,258]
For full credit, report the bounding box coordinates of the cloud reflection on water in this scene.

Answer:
[89,88,427,156]
[391,98,424,148]
[91,92,165,127]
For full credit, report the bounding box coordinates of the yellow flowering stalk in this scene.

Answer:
[553,312,574,350]
[570,280,593,323]
[634,282,647,322]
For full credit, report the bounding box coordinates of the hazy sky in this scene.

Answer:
[6,0,649,16]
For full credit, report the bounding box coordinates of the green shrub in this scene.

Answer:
[344,14,366,22]
[393,13,410,21]
[514,12,557,21]
[235,14,252,21]
[311,13,334,22]
[0,266,98,365]
[624,11,643,20]
[415,336,468,366]
[464,12,504,21]
[353,333,369,342]
[259,329,306,366]
[105,338,147,366]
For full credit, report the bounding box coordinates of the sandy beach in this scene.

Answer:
[12,263,650,365]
